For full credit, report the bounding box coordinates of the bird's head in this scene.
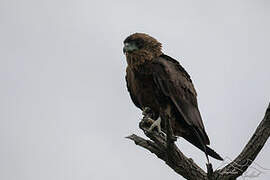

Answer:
[123,33,162,59]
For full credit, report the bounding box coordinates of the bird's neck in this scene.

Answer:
[126,50,161,72]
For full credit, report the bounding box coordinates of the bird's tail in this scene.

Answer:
[183,130,223,161]
[205,146,223,161]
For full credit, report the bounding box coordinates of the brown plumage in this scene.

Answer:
[124,33,223,161]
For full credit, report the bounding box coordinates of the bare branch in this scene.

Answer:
[213,103,270,179]
[126,103,270,180]
[127,117,208,180]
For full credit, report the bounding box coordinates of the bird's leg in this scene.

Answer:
[206,160,213,179]
[141,107,155,125]
[205,153,210,164]
[148,117,162,133]
[164,105,177,142]
[162,105,178,164]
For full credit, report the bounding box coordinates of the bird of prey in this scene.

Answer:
[123,33,223,161]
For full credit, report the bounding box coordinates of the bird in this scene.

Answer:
[123,33,223,161]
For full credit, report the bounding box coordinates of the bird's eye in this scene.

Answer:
[132,39,144,49]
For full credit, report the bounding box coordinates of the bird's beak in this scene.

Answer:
[123,43,129,55]
[123,46,127,54]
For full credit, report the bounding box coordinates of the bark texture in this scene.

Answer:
[126,103,270,180]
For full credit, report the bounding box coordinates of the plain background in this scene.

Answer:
[1,0,270,179]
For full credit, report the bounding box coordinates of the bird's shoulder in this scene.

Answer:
[158,54,192,82]
[152,54,197,97]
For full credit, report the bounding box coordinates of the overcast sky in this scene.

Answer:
[0,0,270,180]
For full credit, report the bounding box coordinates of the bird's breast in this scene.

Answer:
[134,74,160,115]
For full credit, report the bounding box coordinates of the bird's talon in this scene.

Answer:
[159,132,166,138]
[172,136,177,142]
[142,107,151,116]
[148,117,161,133]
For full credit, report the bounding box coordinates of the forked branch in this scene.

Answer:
[126,103,270,180]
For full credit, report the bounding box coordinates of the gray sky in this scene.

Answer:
[0,0,270,179]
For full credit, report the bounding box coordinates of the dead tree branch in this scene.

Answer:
[126,103,270,180]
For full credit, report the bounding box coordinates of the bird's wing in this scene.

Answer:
[125,67,141,110]
[152,54,210,145]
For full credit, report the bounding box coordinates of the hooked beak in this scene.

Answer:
[123,45,127,54]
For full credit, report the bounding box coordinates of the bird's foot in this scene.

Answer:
[141,108,165,137]
[140,108,154,131]
[147,117,165,137]
[149,117,161,132]
[140,115,155,127]
[142,107,152,117]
